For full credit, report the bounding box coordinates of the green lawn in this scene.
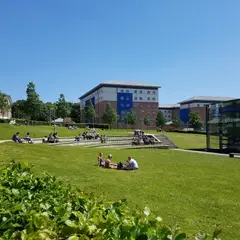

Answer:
[0,143,239,239]
[0,123,206,149]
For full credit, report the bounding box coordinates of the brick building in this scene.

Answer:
[79,81,160,129]
[158,104,180,122]
[179,96,234,124]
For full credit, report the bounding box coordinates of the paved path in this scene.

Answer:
[172,148,240,158]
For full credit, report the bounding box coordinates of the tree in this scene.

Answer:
[0,92,11,118]
[25,82,42,120]
[69,103,81,123]
[56,94,71,118]
[124,109,136,128]
[171,118,182,128]
[11,100,27,119]
[102,103,118,128]
[156,111,166,127]
[189,111,203,130]
[144,117,151,127]
[84,100,96,123]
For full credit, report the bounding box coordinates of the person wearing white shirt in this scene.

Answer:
[127,156,139,170]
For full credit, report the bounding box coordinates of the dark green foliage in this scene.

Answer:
[11,100,27,119]
[102,103,118,128]
[84,100,96,123]
[156,112,166,127]
[56,94,71,118]
[124,109,136,127]
[69,103,81,123]
[0,161,221,239]
[25,82,43,120]
[189,111,203,130]
[144,117,151,127]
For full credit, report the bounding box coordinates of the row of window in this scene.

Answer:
[120,89,156,94]
[120,103,157,108]
[134,96,156,101]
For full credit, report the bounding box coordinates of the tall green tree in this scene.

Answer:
[124,109,136,128]
[189,111,203,130]
[0,92,11,118]
[56,94,71,118]
[144,117,151,127]
[69,103,81,123]
[11,100,27,119]
[84,100,96,123]
[25,82,42,120]
[156,111,166,127]
[102,103,118,128]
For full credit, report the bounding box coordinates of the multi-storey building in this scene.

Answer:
[179,96,234,124]
[79,81,160,129]
[158,104,180,122]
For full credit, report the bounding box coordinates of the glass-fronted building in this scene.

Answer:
[207,99,240,152]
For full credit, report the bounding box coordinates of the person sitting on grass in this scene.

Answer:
[104,154,117,169]
[12,132,22,143]
[24,132,33,144]
[125,156,139,170]
[98,152,105,167]
[42,136,48,143]
[53,132,59,143]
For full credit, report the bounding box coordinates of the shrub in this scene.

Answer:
[0,161,221,239]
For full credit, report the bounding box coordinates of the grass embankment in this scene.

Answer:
[0,143,239,239]
[0,123,206,149]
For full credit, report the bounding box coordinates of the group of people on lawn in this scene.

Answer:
[97,153,139,170]
[12,132,59,144]
[12,132,33,143]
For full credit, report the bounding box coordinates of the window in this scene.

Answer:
[168,110,171,113]
[153,91,155,94]
[153,104,155,108]
[168,115,170,118]
[140,97,143,100]
[120,96,124,100]
[121,89,124,93]
[134,97,137,100]
[126,97,129,100]
[148,104,150,108]
[147,97,150,100]
[126,104,130,107]
[197,104,200,107]
[139,90,142,94]
[140,104,142,108]
[152,97,156,101]
[147,90,150,94]
[126,90,129,93]
[134,90,137,93]
[121,104,124,107]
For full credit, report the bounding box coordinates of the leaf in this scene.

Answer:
[65,220,78,229]
[12,188,19,196]
[175,233,187,240]
[68,235,79,240]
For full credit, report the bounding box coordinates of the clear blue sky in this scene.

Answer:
[0,0,239,104]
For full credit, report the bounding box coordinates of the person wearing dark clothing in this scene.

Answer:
[12,132,22,143]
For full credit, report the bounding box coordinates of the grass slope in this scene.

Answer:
[0,123,206,149]
[0,143,239,239]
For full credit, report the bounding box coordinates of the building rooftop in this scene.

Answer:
[79,81,161,100]
[178,96,235,104]
[159,104,180,109]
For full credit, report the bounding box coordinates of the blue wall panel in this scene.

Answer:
[117,93,133,121]
[180,108,190,124]
[220,106,240,113]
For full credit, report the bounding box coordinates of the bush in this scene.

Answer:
[0,161,221,239]
[0,119,11,124]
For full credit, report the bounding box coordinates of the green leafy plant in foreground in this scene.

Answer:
[0,161,221,239]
